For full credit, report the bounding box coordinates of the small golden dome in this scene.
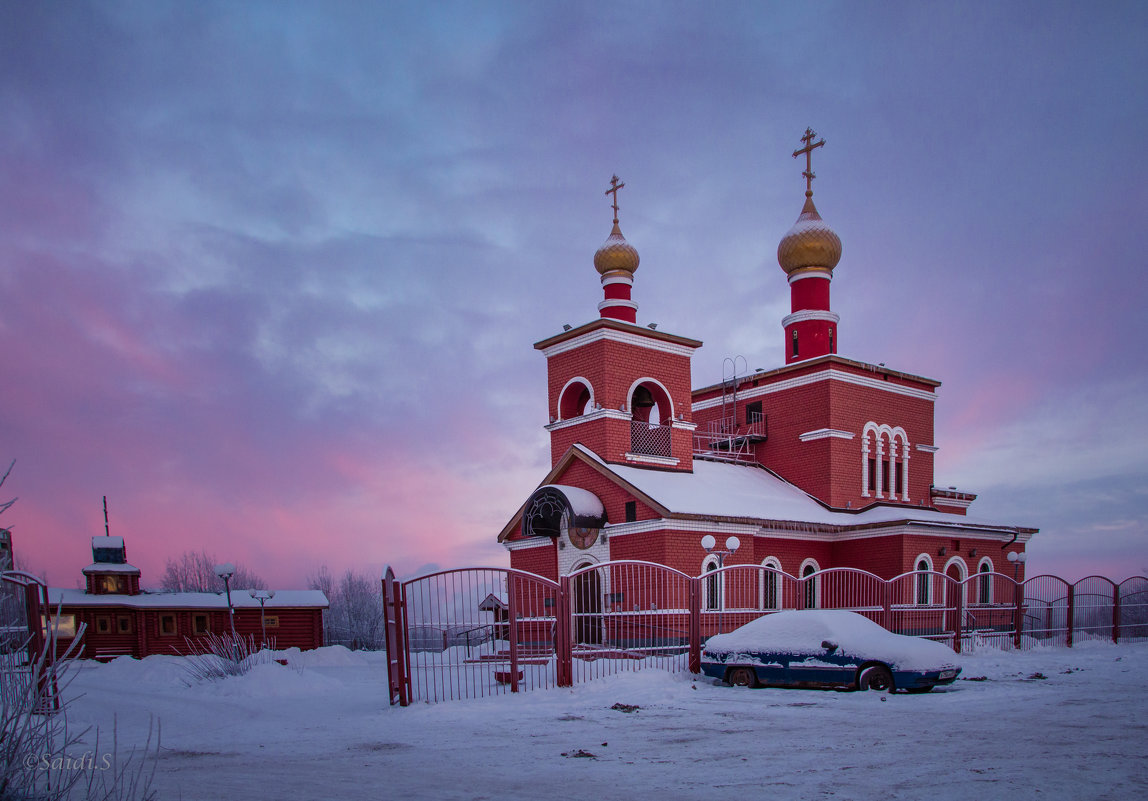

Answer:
[594,222,640,275]
[777,195,842,275]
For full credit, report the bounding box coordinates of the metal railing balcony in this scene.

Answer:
[630,421,672,458]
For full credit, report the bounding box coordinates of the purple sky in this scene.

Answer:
[2,1,1145,589]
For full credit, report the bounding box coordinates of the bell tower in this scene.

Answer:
[777,128,842,364]
[535,177,701,471]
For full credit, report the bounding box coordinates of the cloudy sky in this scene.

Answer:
[2,1,1145,588]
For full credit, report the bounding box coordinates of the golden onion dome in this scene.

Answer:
[594,222,640,275]
[777,195,842,275]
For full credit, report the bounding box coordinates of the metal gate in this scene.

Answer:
[1,571,62,713]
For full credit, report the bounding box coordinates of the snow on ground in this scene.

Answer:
[58,642,1147,800]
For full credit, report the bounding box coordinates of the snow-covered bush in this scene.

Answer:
[180,632,276,683]
[0,614,157,800]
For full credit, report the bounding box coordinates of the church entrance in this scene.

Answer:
[572,567,602,646]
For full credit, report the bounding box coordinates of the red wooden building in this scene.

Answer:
[48,536,327,659]
[498,132,1036,601]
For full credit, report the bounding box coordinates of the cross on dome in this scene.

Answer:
[605,174,625,224]
[792,127,825,197]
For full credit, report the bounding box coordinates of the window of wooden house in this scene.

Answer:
[98,575,125,594]
[159,614,177,636]
[193,614,210,635]
[44,614,77,639]
[117,616,132,634]
[95,616,112,635]
[264,616,280,628]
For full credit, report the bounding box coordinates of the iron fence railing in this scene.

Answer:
[383,561,1147,705]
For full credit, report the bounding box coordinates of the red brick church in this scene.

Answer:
[497,130,1035,594]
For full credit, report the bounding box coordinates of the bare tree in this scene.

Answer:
[309,566,384,650]
[159,550,266,593]
[0,459,15,518]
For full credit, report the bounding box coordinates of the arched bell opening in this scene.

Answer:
[627,379,673,426]
[557,378,594,421]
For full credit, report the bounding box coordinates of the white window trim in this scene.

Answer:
[760,558,782,610]
[913,553,934,605]
[976,557,996,604]
[798,558,821,608]
[702,555,722,610]
[624,376,675,421]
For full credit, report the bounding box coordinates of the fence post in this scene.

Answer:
[382,567,405,706]
[1065,584,1075,648]
[882,580,892,633]
[398,581,412,705]
[952,579,964,654]
[507,572,520,693]
[1112,584,1121,644]
[1013,580,1023,650]
[688,574,701,674]
[556,575,572,687]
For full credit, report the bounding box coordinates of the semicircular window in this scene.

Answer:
[521,485,607,539]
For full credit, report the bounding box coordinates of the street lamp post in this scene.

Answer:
[1007,551,1027,581]
[701,535,741,635]
[249,589,276,647]
[214,563,237,639]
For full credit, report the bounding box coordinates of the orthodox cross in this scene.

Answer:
[605,174,625,223]
[792,128,825,196]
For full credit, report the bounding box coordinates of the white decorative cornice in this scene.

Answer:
[546,408,630,431]
[787,269,833,284]
[541,326,698,359]
[693,367,936,412]
[504,537,553,551]
[604,517,1031,544]
[600,274,633,287]
[799,428,856,442]
[781,310,840,328]
[916,444,940,453]
[623,452,680,467]
[670,419,697,431]
[597,299,639,312]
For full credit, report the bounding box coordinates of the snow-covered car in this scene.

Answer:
[700,610,961,693]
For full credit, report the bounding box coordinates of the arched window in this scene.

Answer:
[978,559,994,604]
[862,422,910,501]
[800,559,820,609]
[760,558,782,610]
[792,329,799,358]
[915,556,932,605]
[703,557,720,610]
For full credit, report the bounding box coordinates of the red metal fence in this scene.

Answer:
[383,562,1148,705]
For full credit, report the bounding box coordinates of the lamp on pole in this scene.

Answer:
[1006,551,1027,581]
[249,589,276,647]
[214,563,237,639]
[701,535,741,634]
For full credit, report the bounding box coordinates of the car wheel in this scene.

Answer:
[857,664,895,692]
[726,667,758,688]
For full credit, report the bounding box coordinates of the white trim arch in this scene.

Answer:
[799,558,821,609]
[760,557,782,610]
[942,555,968,581]
[702,555,722,610]
[557,377,595,421]
[625,376,675,423]
[976,557,995,604]
[913,553,934,605]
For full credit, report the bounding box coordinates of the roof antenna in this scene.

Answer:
[103,496,110,537]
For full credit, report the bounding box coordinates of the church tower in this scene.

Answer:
[534,177,701,471]
[778,128,842,364]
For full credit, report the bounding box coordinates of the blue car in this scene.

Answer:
[700,610,961,693]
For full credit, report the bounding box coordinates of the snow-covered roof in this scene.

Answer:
[48,588,329,609]
[542,484,605,520]
[92,536,124,549]
[81,563,140,574]
[577,445,1032,534]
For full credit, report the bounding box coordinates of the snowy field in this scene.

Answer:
[58,642,1148,801]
